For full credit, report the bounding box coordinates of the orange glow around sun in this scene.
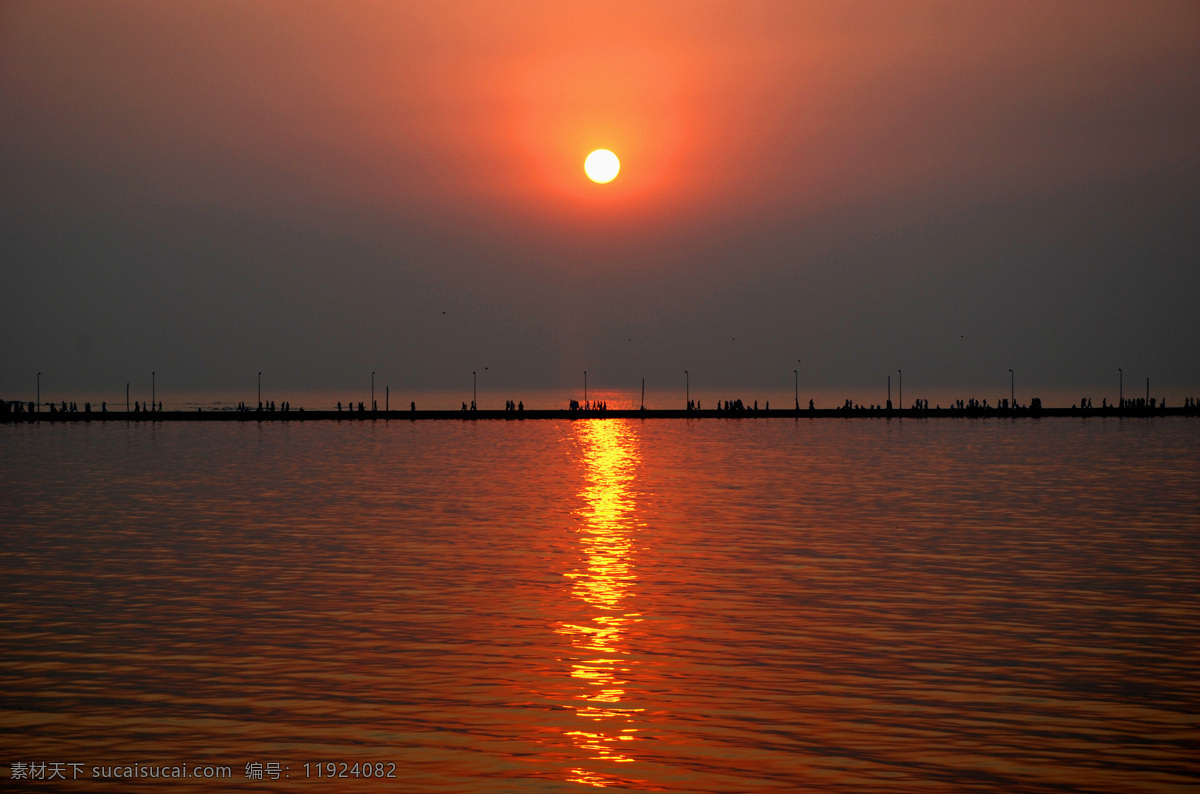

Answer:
[88,3,1191,242]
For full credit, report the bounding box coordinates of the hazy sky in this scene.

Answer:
[2,1,1198,401]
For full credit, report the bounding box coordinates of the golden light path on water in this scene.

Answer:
[558,420,643,786]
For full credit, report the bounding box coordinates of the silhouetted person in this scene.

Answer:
[411,401,416,412]
[518,401,523,411]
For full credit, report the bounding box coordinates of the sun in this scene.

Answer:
[584,149,620,184]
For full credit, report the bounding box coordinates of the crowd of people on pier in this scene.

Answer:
[694,399,771,414]
[0,399,163,415]
[1116,397,1164,409]
[237,400,294,412]
[826,397,1047,414]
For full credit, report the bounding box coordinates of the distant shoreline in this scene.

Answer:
[4,406,1196,422]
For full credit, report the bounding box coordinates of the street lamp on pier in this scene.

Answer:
[794,359,800,409]
[684,370,689,410]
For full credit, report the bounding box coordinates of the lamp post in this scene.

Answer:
[1118,368,1123,407]
[472,371,476,410]
[371,371,375,411]
[36,371,40,414]
[684,370,689,410]
[258,371,262,407]
[898,369,902,413]
[641,378,645,411]
[794,359,800,409]
[1009,369,1014,408]
[126,382,129,414]
[584,371,587,405]
[152,371,155,411]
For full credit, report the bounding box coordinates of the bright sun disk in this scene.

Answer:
[585,150,620,184]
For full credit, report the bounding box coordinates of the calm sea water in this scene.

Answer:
[2,417,1198,791]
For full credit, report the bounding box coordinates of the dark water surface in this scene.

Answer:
[2,418,1198,791]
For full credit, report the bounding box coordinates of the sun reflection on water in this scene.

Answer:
[557,419,644,785]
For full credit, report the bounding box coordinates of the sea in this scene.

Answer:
[2,414,1198,791]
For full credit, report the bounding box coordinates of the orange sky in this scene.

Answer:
[1,1,1198,395]
[11,3,1194,231]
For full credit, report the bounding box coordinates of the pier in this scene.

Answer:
[3,405,1196,422]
